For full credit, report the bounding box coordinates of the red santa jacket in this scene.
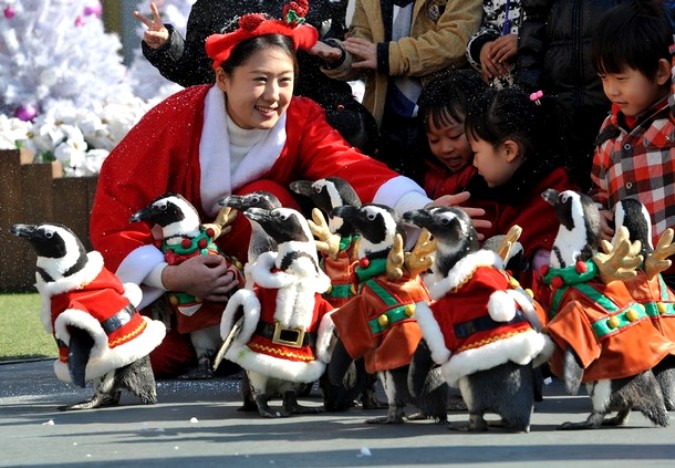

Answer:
[220,251,334,383]
[417,250,549,387]
[543,260,675,383]
[330,257,429,374]
[91,85,400,272]
[36,252,166,383]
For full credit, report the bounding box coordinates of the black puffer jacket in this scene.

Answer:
[142,0,350,98]
[516,0,629,109]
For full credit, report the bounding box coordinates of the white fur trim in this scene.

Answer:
[251,252,292,289]
[225,342,326,383]
[488,290,517,322]
[220,289,260,344]
[415,302,451,364]
[533,333,557,368]
[429,250,503,300]
[199,86,286,217]
[123,283,143,308]
[53,310,165,383]
[373,175,429,213]
[440,329,547,387]
[315,313,335,364]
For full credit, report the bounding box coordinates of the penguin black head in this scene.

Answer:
[403,206,479,276]
[332,204,399,258]
[542,189,601,264]
[243,207,311,245]
[613,198,652,256]
[10,223,88,282]
[130,193,200,233]
[218,191,282,212]
[290,177,362,214]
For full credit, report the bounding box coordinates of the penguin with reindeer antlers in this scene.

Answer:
[130,193,244,379]
[10,223,166,410]
[403,206,550,432]
[327,203,448,424]
[541,189,675,429]
[611,198,675,410]
[218,206,335,418]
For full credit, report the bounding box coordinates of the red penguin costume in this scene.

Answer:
[415,250,549,387]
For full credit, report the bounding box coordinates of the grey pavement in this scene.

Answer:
[0,359,674,467]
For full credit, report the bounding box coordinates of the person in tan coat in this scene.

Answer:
[309,0,482,176]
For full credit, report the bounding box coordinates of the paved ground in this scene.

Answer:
[1,359,674,467]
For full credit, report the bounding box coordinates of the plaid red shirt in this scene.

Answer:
[590,65,675,246]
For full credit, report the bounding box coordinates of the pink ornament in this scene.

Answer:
[3,6,15,19]
[74,15,85,27]
[529,90,544,106]
[84,2,102,17]
[14,104,38,122]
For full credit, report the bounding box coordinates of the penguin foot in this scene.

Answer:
[58,391,121,411]
[360,388,387,410]
[255,395,288,418]
[365,406,405,424]
[601,408,630,427]
[448,414,488,431]
[176,357,214,380]
[446,394,468,411]
[282,391,323,415]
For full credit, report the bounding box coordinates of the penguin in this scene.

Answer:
[218,191,282,269]
[541,189,672,429]
[327,204,447,424]
[403,206,549,432]
[613,198,675,410]
[219,207,335,418]
[130,193,243,379]
[290,178,386,411]
[10,223,165,410]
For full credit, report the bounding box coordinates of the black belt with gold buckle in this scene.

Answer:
[256,321,315,349]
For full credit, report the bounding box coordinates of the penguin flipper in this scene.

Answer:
[563,347,584,395]
[408,340,435,399]
[68,327,95,388]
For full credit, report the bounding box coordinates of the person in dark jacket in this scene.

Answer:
[134,1,353,103]
[515,0,630,192]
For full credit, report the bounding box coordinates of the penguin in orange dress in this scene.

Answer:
[541,189,674,429]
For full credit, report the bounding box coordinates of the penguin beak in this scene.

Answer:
[289,180,314,197]
[9,223,40,241]
[541,189,560,207]
[402,209,434,230]
[129,205,158,223]
[219,194,250,211]
[243,207,272,224]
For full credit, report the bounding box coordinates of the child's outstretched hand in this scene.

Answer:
[134,2,170,49]
[599,208,615,242]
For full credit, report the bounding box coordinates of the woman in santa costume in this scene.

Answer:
[91,1,486,377]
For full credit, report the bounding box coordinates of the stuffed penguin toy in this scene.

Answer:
[327,204,447,424]
[219,207,335,418]
[403,207,549,432]
[130,193,244,379]
[612,198,675,410]
[10,223,166,410]
[541,189,674,429]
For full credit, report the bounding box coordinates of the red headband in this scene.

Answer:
[205,1,318,71]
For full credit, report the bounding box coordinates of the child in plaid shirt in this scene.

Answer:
[589,0,675,285]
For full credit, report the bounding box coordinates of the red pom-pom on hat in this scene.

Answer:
[206,1,318,70]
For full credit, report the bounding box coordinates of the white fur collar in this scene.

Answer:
[428,250,503,300]
[199,86,287,217]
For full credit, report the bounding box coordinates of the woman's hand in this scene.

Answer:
[134,2,170,49]
[162,255,240,302]
[342,37,377,70]
[489,34,518,69]
[427,191,493,239]
[308,41,344,63]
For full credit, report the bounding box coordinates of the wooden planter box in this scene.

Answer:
[0,149,98,292]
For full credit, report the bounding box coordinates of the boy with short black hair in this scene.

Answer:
[589,0,675,284]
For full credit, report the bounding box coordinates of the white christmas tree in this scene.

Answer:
[0,0,133,119]
[127,0,196,101]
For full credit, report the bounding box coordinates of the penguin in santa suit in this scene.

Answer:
[219,207,335,418]
[541,189,673,429]
[130,193,244,379]
[404,207,549,432]
[10,223,165,410]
